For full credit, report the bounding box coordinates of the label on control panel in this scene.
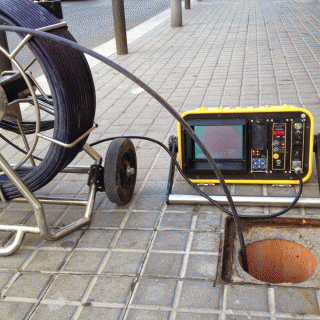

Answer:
[272,123,286,170]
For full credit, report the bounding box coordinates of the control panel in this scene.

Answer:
[178,105,314,184]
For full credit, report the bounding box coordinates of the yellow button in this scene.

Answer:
[273,153,279,159]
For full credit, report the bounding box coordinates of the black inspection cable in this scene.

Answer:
[0,119,54,135]
[0,23,249,272]
[90,136,304,220]
[0,0,96,200]
[0,132,43,162]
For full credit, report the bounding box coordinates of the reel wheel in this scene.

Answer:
[104,138,137,205]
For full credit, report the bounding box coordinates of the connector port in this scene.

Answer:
[292,160,302,170]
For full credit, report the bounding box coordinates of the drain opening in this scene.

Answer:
[239,239,318,284]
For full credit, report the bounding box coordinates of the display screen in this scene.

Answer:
[274,130,285,136]
[194,125,244,160]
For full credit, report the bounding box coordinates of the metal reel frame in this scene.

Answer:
[0,22,100,256]
[0,144,101,256]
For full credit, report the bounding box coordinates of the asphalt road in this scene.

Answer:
[62,0,171,49]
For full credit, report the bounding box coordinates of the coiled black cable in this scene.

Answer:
[0,132,42,162]
[0,119,54,134]
[0,0,96,200]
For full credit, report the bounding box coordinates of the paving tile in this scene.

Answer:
[176,313,219,320]
[40,230,83,249]
[0,210,33,225]
[24,250,69,272]
[88,276,134,304]
[152,231,189,251]
[25,209,64,228]
[195,213,222,231]
[30,304,76,320]
[133,194,166,211]
[185,254,218,279]
[178,280,221,309]
[0,271,13,291]
[225,316,270,320]
[88,211,126,228]
[126,309,170,319]
[159,212,193,230]
[140,181,168,195]
[143,252,183,277]
[77,230,116,249]
[115,230,153,250]
[5,273,51,299]
[234,185,264,196]
[266,185,297,197]
[0,249,33,270]
[191,232,220,252]
[226,285,269,312]
[78,307,123,320]
[44,274,92,302]
[274,287,319,315]
[103,252,145,275]
[51,181,85,195]
[124,211,160,229]
[62,250,105,273]
[132,278,177,307]
[0,301,34,320]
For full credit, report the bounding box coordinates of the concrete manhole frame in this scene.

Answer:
[221,217,320,288]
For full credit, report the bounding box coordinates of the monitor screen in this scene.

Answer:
[194,125,244,160]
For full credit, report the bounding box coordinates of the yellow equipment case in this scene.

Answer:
[178,105,314,185]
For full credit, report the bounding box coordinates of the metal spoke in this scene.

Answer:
[23,57,36,72]
[6,97,33,108]
[9,34,33,59]
[16,118,36,167]
[0,43,41,171]
[37,100,54,116]
[27,72,51,101]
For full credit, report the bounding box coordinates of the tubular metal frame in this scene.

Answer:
[0,21,102,256]
[168,194,320,207]
[0,143,102,256]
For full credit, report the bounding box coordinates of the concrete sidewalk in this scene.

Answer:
[2,0,320,318]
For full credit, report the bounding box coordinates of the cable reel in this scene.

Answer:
[0,0,138,206]
[0,0,138,256]
[0,0,96,201]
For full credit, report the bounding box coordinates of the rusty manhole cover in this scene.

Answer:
[221,217,320,288]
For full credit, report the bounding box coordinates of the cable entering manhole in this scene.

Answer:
[239,239,318,284]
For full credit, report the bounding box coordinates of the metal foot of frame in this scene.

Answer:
[0,143,102,256]
[168,194,320,207]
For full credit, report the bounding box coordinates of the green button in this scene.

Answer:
[294,123,302,130]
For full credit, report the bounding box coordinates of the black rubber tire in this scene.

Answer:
[104,138,137,205]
